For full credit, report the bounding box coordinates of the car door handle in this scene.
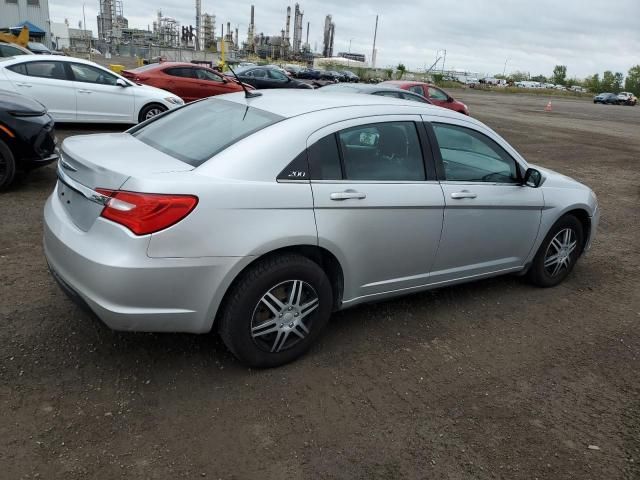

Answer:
[77,90,93,94]
[330,190,366,201]
[15,83,32,88]
[451,190,477,199]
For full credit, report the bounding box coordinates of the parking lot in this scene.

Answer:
[1,90,639,479]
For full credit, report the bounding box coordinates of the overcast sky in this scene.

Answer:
[49,0,639,78]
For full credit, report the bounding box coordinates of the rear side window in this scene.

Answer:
[131,99,283,167]
[7,63,27,75]
[309,122,426,181]
[165,67,194,78]
[408,85,424,95]
[338,122,425,181]
[9,61,67,80]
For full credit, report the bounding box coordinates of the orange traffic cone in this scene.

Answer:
[545,101,552,112]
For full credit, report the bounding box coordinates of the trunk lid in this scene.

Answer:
[57,133,193,231]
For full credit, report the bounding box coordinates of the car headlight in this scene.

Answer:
[165,97,184,105]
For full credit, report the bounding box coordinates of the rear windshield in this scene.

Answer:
[130,98,283,167]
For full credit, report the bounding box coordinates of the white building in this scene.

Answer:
[50,21,70,49]
[0,0,52,46]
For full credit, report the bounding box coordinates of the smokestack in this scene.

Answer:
[306,21,309,45]
[285,6,291,44]
[235,27,238,47]
[251,5,254,25]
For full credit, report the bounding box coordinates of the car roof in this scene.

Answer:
[0,54,97,65]
[220,89,464,120]
[381,80,431,87]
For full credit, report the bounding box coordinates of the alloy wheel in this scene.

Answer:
[544,228,577,277]
[251,280,319,353]
[145,108,164,119]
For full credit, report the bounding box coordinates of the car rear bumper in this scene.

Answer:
[43,191,247,334]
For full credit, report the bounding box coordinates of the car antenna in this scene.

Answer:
[227,64,261,99]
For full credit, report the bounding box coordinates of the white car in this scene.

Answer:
[0,55,184,123]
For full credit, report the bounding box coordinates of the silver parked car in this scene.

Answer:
[44,91,599,367]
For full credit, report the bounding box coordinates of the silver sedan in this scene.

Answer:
[44,91,599,367]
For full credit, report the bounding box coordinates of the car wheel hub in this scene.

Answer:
[544,228,577,277]
[251,280,319,353]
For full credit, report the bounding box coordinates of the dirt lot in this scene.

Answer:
[1,91,639,479]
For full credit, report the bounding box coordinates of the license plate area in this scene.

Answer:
[57,180,103,232]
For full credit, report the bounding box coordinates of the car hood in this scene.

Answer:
[0,89,46,114]
[532,164,589,191]
[133,83,175,98]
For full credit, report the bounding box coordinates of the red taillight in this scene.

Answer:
[96,189,198,235]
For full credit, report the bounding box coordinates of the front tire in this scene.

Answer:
[0,140,17,191]
[528,215,584,287]
[138,103,168,123]
[219,254,333,368]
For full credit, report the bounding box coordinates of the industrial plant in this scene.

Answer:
[92,0,342,63]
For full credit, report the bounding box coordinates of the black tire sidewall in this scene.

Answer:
[0,140,16,191]
[220,255,333,368]
[529,215,584,287]
[138,103,167,123]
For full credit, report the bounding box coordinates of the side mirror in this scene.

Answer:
[116,78,128,88]
[523,168,542,188]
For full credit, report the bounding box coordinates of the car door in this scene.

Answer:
[69,62,134,122]
[266,69,291,89]
[193,68,239,97]
[165,66,209,102]
[309,116,445,303]
[424,118,544,283]
[3,60,76,121]
[425,86,450,108]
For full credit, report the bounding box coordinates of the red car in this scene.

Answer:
[122,62,248,102]
[379,80,469,115]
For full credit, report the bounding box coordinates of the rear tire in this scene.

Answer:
[219,254,333,368]
[527,215,584,288]
[0,140,16,191]
[138,103,168,123]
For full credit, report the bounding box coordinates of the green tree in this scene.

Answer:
[584,73,601,93]
[613,72,624,93]
[552,65,567,85]
[384,68,393,80]
[625,65,640,95]
[396,63,406,80]
[509,71,529,82]
[601,71,615,91]
[531,74,548,83]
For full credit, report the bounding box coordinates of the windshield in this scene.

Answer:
[130,98,283,167]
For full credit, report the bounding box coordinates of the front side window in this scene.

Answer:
[18,61,67,80]
[70,63,118,85]
[428,87,449,101]
[309,122,425,181]
[195,68,223,82]
[268,70,288,82]
[0,44,27,57]
[251,69,267,78]
[432,123,519,183]
[131,98,283,167]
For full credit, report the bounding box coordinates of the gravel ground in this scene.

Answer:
[1,90,639,479]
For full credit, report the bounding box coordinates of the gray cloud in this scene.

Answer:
[49,0,640,78]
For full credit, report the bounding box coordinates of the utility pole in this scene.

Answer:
[371,15,378,69]
[83,3,91,61]
[441,49,447,75]
[503,57,509,77]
